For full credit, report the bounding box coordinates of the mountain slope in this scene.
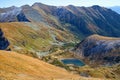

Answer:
[0,22,75,57]
[74,35,120,65]
[32,3,120,38]
[52,5,120,38]
[0,3,120,39]
[0,50,102,80]
[0,50,77,80]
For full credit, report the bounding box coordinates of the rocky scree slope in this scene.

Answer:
[74,35,120,65]
[29,4,120,38]
[0,6,29,22]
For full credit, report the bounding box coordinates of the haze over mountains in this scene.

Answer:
[110,6,120,14]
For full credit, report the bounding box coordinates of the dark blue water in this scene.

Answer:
[61,58,85,66]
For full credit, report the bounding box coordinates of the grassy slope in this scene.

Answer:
[0,50,102,80]
[87,34,120,40]
[0,22,51,50]
[41,49,120,80]
[0,22,75,54]
[78,65,120,80]
[0,50,76,80]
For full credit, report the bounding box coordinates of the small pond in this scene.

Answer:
[61,58,85,66]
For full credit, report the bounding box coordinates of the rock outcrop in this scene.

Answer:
[0,28,9,50]
[74,35,120,65]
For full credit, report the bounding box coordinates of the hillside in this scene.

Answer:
[0,22,75,56]
[74,35,120,65]
[0,3,120,39]
[0,50,102,80]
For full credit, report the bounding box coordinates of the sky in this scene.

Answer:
[0,0,120,8]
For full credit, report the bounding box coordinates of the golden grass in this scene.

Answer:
[0,50,76,80]
[0,22,74,51]
[0,22,52,51]
[88,34,120,40]
[0,50,104,80]
[78,65,120,80]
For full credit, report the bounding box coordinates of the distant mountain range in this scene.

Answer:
[0,3,120,40]
[110,6,120,14]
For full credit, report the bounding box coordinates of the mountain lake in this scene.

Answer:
[61,58,85,66]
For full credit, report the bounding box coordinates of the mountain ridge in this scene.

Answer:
[0,3,120,39]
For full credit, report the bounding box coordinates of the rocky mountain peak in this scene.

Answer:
[91,5,102,9]
[32,2,47,7]
[21,5,31,9]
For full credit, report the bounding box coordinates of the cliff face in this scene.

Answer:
[0,28,9,50]
[74,35,120,65]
